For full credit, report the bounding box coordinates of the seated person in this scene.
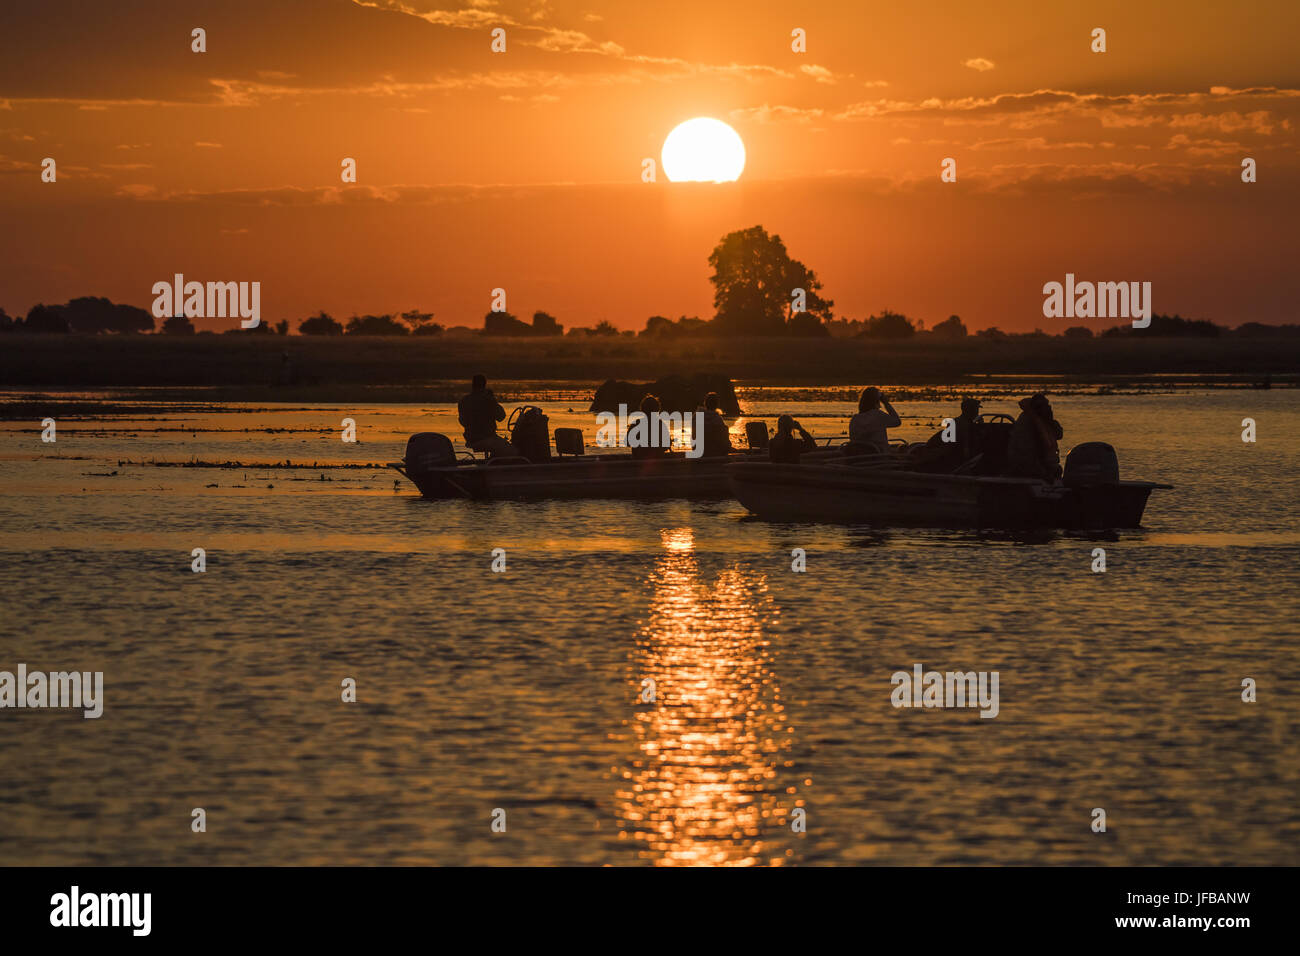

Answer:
[698,392,733,458]
[457,374,513,457]
[1005,393,1064,480]
[630,394,671,459]
[915,397,984,470]
[768,415,818,464]
[952,397,983,461]
[846,386,901,454]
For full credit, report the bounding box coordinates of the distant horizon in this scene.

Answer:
[4,291,1288,338]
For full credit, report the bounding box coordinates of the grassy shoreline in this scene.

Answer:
[1,334,1294,408]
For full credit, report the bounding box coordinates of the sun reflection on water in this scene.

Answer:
[616,527,801,865]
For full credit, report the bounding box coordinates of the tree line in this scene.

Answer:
[3,227,1296,339]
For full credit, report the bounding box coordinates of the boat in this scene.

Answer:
[728,443,1171,529]
[390,423,844,501]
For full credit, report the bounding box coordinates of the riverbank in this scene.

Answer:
[6,332,1299,382]
[0,333,1294,411]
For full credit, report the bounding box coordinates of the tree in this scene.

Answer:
[58,296,154,334]
[708,225,833,335]
[976,326,1007,341]
[22,305,70,333]
[1063,326,1093,338]
[591,320,619,336]
[787,312,830,337]
[931,314,967,338]
[401,309,442,335]
[861,310,916,339]
[642,315,674,337]
[225,320,274,334]
[161,315,196,335]
[0,308,13,333]
[274,320,289,335]
[483,311,532,336]
[299,311,344,335]
[345,314,408,335]
[641,315,708,338]
[531,311,563,336]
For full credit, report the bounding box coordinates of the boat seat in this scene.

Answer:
[554,427,585,456]
[745,421,770,450]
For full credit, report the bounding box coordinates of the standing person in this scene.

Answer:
[1006,393,1064,480]
[457,374,512,458]
[848,387,901,453]
[698,392,733,458]
[768,415,818,464]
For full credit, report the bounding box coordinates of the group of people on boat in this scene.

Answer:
[457,375,1066,481]
[767,386,1064,480]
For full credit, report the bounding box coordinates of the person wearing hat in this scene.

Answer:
[768,414,818,464]
[1006,392,1064,480]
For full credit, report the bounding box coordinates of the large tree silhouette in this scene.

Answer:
[707,225,833,335]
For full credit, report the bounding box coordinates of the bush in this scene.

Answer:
[860,310,916,340]
[345,314,408,336]
[161,315,196,335]
[299,312,344,335]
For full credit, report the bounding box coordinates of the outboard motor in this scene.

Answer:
[1064,442,1120,485]
[404,432,456,479]
[509,406,551,462]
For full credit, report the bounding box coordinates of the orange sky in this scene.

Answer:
[2,0,1298,331]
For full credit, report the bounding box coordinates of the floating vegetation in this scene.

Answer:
[111,458,386,470]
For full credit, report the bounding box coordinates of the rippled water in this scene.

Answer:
[1,390,1298,865]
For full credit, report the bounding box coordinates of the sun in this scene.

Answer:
[661,117,746,183]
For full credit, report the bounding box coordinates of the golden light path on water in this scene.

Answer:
[616,527,802,865]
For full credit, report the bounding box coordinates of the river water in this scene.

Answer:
[1,388,1297,865]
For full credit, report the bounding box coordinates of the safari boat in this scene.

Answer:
[727,443,1171,529]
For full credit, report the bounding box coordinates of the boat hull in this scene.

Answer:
[395,452,746,501]
[727,462,1159,529]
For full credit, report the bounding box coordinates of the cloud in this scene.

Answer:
[730,104,825,124]
[529,29,625,56]
[969,137,1113,151]
[800,64,836,85]
[963,58,996,72]
[1168,110,1286,134]
[832,85,1300,133]
[1165,133,1247,156]
[0,155,39,174]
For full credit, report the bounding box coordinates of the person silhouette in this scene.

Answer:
[457,374,512,458]
[847,386,901,454]
[768,414,817,464]
[1006,393,1063,480]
